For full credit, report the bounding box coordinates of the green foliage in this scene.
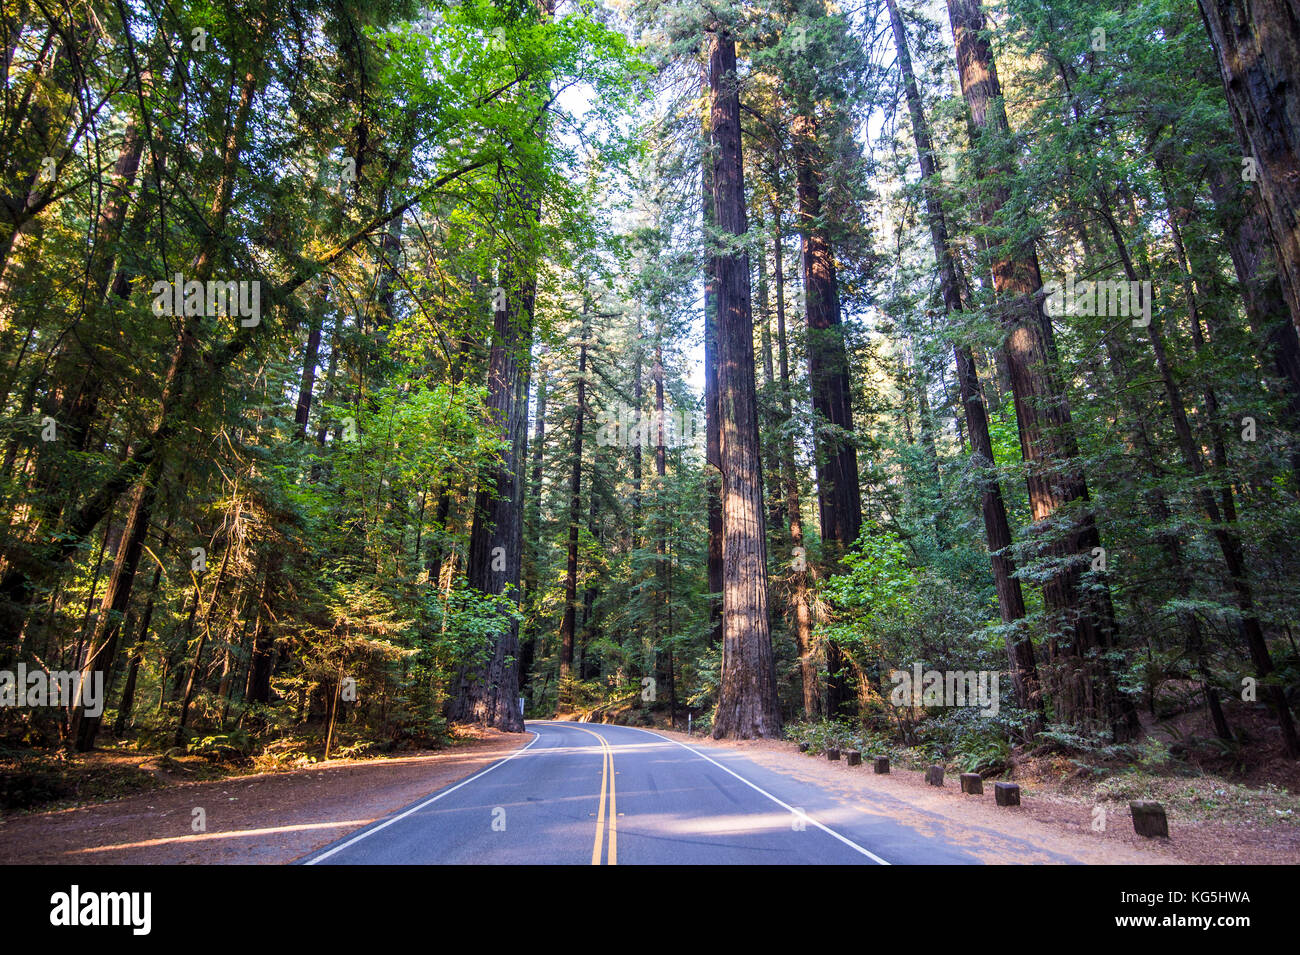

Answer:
[186,731,255,761]
[821,525,917,658]
[1,0,1297,810]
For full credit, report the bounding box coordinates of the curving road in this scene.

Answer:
[298,721,1064,865]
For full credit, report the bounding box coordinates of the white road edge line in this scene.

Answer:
[565,722,892,866]
[302,731,542,865]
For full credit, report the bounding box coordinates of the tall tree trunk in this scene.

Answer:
[1206,163,1300,490]
[772,192,818,720]
[558,300,589,703]
[443,0,553,732]
[753,197,784,532]
[1198,0,1300,340]
[520,355,548,696]
[708,22,781,739]
[1091,166,1298,754]
[14,103,148,554]
[947,0,1136,739]
[632,315,643,547]
[701,62,724,649]
[886,0,1040,720]
[652,319,673,716]
[446,274,531,731]
[69,479,155,749]
[791,111,862,553]
[791,107,860,717]
[296,299,325,436]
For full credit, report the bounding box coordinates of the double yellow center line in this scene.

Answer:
[572,726,617,865]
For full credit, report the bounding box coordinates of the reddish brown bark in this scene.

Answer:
[947,0,1136,739]
[707,23,781,739]
[791,111,859,717]
[1199,0,1300,342]
[791,113,862,554]
[886,0,1040,719]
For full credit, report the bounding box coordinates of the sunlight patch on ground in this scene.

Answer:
[71,820,372,853]
[631,806,873,836]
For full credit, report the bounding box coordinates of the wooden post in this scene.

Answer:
[1130,801,1169,837]
[926,765,944,786]
[994,782,1020,806]
[846,750,861,765]
[960,773,983,794]
[826,746,840,760]
[873,756,890,774]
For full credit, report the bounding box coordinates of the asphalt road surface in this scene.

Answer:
[299,721,1073,865]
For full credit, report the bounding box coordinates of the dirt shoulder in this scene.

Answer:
[654,729,1300,865]
[0,727,530,865]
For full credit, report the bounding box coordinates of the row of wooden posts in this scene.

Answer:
[801,743,1170,838]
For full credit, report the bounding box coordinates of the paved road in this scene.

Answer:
[299,721,1074,865]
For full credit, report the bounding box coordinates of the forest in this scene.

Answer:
[1,0,1298,803]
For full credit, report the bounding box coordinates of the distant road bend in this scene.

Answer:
[298,721,1058,865]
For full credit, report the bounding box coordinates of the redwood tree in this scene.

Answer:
[707,21,781,739]
[885,0,1041,721]
[946,0,1137,740]
[1199,0,1300,342]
